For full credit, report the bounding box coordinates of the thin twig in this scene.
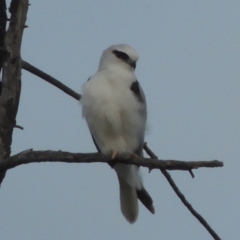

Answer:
[144,143,221,240]
[14,124,24,130]
[189,169,195,178]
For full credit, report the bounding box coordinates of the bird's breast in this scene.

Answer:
[81,72,145,154]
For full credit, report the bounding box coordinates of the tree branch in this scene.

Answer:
[22,60,81,100]
[0,0,7,74]
[0,0,28,185]
[0,149,223,171]
[144,144,221,240]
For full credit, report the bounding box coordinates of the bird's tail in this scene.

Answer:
[115,163,155,223]
[117,175,139,223]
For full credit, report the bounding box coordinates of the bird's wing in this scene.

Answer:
[91,133,101,152]
[129,79,146,156]
[130,80,155,213]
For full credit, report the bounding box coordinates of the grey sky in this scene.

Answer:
[1,1,240,239]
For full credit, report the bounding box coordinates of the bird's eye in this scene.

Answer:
[112,50,129,61]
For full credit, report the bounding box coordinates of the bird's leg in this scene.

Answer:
[111,151,118,159]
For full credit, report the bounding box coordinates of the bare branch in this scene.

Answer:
[14,124,24,130]
[0,0,29,185]
[22,60,81,101]
[0,149,223,172]
[0,0,7,72]
[144,144,221,240]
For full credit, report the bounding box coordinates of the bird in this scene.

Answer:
[80,44,155,223]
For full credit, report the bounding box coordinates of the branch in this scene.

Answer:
[0,0,29,185]
[144,144,221,240]
[3,147,222,240]
[0,149,223,171]
[0,0,7,73]
[22,60,81,101]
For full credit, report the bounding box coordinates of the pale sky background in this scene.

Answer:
[1,1,240,239]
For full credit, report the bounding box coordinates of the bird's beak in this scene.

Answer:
[129,60,136,69]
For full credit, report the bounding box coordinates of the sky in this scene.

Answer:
[1,1,240,239]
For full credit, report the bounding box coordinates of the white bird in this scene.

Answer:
[81,44,155,223]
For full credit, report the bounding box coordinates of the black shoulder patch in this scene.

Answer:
[130,80,143,102]
[87,77,91,81]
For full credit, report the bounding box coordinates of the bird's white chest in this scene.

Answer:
[81,71,144,154]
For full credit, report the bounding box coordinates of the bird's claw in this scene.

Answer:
[111,151,118,159]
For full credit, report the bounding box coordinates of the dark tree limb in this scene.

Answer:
[144,144,221,240]
[0,0,28,185]
[22,60,81,100]
[0,0,8,76]
[0,149,223,172]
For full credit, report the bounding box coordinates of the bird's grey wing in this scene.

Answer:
[90,133,117,169]
[91,133,101,153]
[130,80,154,214]
[130,79,147,154]
[86,76,102,153]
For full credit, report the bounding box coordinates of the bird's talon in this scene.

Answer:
[111,151,118,159]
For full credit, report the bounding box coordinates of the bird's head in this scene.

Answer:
[98,44,139,71]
